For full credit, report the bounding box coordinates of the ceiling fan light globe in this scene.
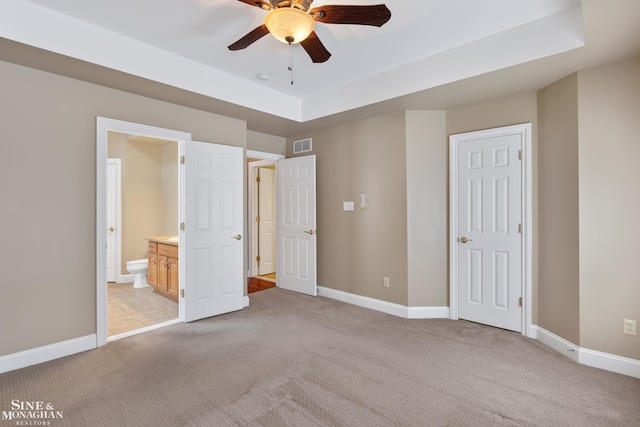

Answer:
[264,8,315,44]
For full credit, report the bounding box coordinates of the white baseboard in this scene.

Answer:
[0,334,96,374]
[117,273,134,283]
[579,347,640,379]
[243,295,250,307]
[531,325,580,362]
[317,286,449,319]
[532,325,640,379]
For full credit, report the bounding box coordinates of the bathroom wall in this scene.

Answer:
[108,133,178,276]
[161,143,179,235]
[123,141,163,269]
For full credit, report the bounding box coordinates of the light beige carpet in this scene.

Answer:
[1,288,639,426]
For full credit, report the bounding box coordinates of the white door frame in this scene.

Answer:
[247,150,284,277]
[96,117,190,347]
[449,123,533,338]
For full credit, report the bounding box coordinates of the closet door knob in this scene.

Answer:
[232,234,242,240]
[459,236,472,244]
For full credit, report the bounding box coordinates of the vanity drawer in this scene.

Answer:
[158,243,178,258]
[148,241,157,254]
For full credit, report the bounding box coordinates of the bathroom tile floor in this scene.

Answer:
[108,282,178,336]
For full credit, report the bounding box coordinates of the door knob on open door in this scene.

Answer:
[459,236,472,244]
[108,227,114,232]
[233,234,242,240]
[304,229,317,235]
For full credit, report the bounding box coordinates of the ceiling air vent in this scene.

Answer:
[293,138,312,154]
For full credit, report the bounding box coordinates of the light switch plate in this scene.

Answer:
[343,201,354,211]
[360,193,367,208]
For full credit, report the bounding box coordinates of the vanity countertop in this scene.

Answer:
[147,235,179,246]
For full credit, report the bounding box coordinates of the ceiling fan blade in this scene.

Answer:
[310,4,391,27]
[300,31,331,63]
[228,25,270,51]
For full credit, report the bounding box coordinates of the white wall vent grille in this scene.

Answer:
[293,138,312,154]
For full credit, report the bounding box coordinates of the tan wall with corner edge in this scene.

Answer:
[537,74,581,344]
[578,58,640,360]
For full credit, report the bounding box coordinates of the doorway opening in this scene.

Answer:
[106,132,179,338]
[97,118,191,347]
[449,123,532,337]
[247,150,284,293]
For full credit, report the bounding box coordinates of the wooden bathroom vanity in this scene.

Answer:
[147,236,179,302]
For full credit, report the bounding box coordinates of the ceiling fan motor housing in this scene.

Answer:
[271,0,314,11]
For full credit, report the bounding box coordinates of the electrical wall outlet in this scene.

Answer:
[623,319,636,336]
[383,277,390,288]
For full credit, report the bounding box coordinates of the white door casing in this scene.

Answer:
[258,167,276,275]
[106,159,120,283]
[183,141,244,322]
[449,124,532,335]
[97,117,190,346]
[247,151,284,278]
[277,155,317,296]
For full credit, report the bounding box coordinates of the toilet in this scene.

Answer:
[126,259,150,288]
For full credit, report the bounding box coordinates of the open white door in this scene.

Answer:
[183,141,244,322]
[258,167,276,275]
[277,155,317,296]
[106,159,119,283]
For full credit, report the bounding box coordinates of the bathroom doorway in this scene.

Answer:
[247,151,284,292]
[106,132,180,338]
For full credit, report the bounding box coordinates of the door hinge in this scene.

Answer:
[519,297,523,307]
[181,155,185,165]
[518,224,523,234]
[256,216,260,223]
[518,150,522,160]
[256,255,261,262]
[256,176,261,182]
[181,289,185,298]
[180,222,185,231]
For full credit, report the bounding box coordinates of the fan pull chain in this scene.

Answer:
[288,41,294,85]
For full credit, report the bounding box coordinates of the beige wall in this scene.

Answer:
[0,60,246,356]
[406,111,448,307]
[288,113,409,305]
[124,142,163,266]
[578,58,640,359]
[537,74,581,344]
[247,130,286,155]
[161,143,179,236]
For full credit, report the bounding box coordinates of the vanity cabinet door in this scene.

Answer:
[147,242,158,287]
[167,257,179,301]
[157,255,169,293]
[148,254,158,287]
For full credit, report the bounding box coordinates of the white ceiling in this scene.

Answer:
[1,0,639,136]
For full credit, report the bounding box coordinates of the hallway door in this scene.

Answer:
[277,155,317,296]
[258,167,276,275]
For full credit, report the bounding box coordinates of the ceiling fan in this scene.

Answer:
[228,0,391,63]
